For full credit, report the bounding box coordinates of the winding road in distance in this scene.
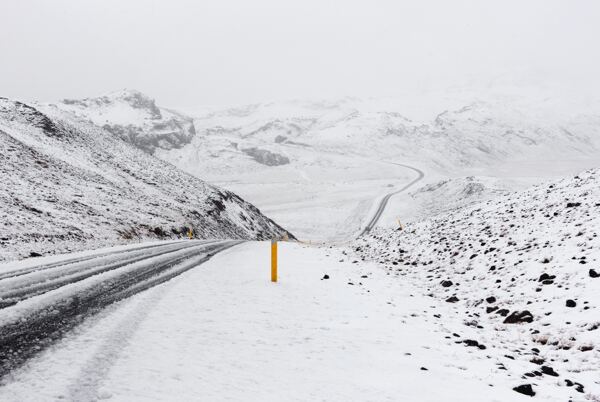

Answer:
[358,162,425,237]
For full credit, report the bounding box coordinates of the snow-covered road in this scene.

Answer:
[0,242,522,401]
[0,240,241,378]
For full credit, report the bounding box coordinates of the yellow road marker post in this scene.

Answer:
[188,227,193,239]
[271,239,278,282]
[397,218,404,231]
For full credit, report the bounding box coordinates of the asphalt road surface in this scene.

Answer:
[0,239,241,379]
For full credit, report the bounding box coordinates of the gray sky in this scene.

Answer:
[1,0,599,108]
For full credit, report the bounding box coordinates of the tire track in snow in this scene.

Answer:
[0,241,217,308]
[66,270,174,401]
[0,240,241,380]
[0,240,185,281]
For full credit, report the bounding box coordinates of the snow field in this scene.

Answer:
[0,241,537,401]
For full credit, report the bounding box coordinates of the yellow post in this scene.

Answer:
[188,227,193,239]
[397,218,404,230]
[271,239,278,282]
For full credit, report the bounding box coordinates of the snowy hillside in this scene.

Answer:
[353,169,600,398]
[168,94,600,238]
[181,93,600,172]
[57,89,196,154]
[53,90,600,240]
[0,98,292,262]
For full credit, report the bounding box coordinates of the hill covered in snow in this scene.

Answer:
[51,90,600,240]
[353,169,600,398]
[57,89,196,154]
[0,97,292,262]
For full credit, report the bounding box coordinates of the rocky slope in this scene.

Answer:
[353,169,600,399]
[0,97,292,262]
[57,89,195,154]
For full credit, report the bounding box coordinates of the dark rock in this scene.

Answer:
[538,273,555,282]
[486,296,496,303]
[513,384,535,397]
[566,299,576,308]
[503,310,533,324]
[462,339,487,350]
[541,365,559,377]
[322,274,329,280]
[496,309,509,317]
[420,367,428,371]
[441,280,453,287]
[566,202,581,208]
[29,251,42,257]
[446,296,459,303]
[242,147,290,166]
[589,269,599,278]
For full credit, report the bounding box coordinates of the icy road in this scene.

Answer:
[0,240,241,378]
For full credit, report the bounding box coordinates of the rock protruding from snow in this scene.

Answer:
[241,147,290,166]
[57,89,196,154]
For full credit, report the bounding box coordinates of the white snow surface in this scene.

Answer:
[0,241,536,402]
[353,168,600,399]
[160,91,600,239]
[0,97,290,262]
[53,89,600,240]
[56,89,196,154]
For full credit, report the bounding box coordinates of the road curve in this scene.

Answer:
[358,162,424,237]
[0,239,241,380]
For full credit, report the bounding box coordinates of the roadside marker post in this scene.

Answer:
[271,239,278,282]
[188,227,194,239]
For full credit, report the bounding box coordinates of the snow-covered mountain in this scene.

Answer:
[0,97,292,262]
[52,90,600,240]
[353,169,600,398]
[57,89,196,154]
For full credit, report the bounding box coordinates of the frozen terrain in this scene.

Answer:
[353,168,600,399]
[1,88,598,401]
[0,241,529,402]
[0,98,291,262]
[53,89,600,239]
[57,89,196,154]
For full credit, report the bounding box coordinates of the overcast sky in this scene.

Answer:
[1,0,599,108]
